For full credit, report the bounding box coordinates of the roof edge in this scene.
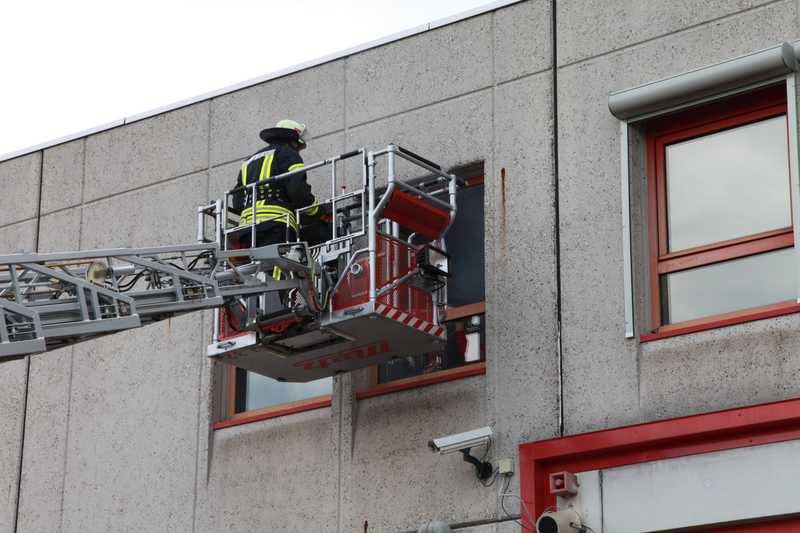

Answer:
[0,0,523,163]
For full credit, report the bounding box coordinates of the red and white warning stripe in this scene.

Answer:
[375,303,445,338]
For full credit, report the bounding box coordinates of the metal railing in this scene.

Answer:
[207,144,457,325]
[218,149,367,251]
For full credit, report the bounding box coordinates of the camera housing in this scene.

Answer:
[428,427,494,480]
[428,426,492,454]
[536,509,582,533]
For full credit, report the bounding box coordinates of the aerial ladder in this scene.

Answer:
[0,145,457,382]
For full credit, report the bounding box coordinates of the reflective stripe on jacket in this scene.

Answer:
[233,142,318,231]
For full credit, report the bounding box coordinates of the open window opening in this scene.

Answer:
[219,161,485,421]
[367,162,486,389]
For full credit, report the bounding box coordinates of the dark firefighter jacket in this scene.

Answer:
[230,141,319,233]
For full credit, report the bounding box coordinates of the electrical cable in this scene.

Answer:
[503,491,538,533]
[116,271,147,292]
[110,251,212,293]
[500,475,537,532]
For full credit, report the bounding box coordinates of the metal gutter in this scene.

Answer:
[609,41,798,121]
[0,0,524,164]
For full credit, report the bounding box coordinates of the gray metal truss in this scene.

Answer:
[0,242,310,359]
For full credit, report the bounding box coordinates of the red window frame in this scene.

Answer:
[644,84,794,337]
[212,366,332,430]
[519,397,800,530]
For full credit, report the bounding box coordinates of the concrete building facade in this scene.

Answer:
[2,1,800,531]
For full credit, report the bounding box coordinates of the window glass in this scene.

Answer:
[242,373,332,412]
[662,248,796,324]
[445,183,485,306]
[665,115,791,252]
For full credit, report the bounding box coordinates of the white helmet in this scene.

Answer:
[259,119,307,148]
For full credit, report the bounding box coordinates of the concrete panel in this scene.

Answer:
[61,313,203,533]
[0,357,28,533]
[557,0,777,66]
[191,313,217,533]
[488,73,559,454]
[344,377,490,532]
[494,0,552,83]
[346,90,493,184]
[346,14,492,126]
[38,208,81,253]
[0,219,36,254]
[208,161,241,208]
[42,139,84,214]
[299,132,348,197]
[84,103,209,202]
[556,0,798,434]
[16,348,72,533]
[331,373,354,533]
[81,171,208,249]
[210,60,344,166]
[196,408,337,533]
[639,314,800,421]
[0,152,41,227]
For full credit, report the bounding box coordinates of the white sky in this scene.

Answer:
[0,0,496,157]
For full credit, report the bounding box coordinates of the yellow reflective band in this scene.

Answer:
[258,154,274,182]
[258,155,269,181]
[241,163,249,186]
[305,196,319,217]
[267,154,275,178]
[253,202,296,216]
[242,210,296,220]
[288,163,305,171]
[240,203,299,232]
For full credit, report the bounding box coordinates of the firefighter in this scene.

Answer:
[230,120,324,316]
[230,119,319,251]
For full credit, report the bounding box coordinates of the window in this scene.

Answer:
[221,165,486,419]
[645,84,796,332]
[232,370,332,413]
[368,165,486,389]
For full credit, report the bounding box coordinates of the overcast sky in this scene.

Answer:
[0,0,495,157]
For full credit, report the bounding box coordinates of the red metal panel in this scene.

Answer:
[518,398,800,530]
[382,189,451,240]
[219,306,249,341]
[332,235,434,323]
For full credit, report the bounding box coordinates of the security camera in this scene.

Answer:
[428,426,492,454]
[428,427,493,480]
[536,509,583,533]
